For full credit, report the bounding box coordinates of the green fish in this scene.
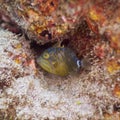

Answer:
[37,46,82,76]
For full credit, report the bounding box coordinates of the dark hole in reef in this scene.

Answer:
[30,38,70,58]
[61,39,70,46]
[30,39,70,73]
[113,103,120,112]
[30,41,55,56]
[40,30,52,40]
[50,1,54,6]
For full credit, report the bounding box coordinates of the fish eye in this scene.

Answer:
[43,52,49,59]
[77,60,81,68]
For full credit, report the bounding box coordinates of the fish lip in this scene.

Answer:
[38,57,51,72]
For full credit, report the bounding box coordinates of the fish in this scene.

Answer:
[36,45,87,76]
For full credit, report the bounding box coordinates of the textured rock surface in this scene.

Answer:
[0,29,120,119]
[0,29,34,89]
[0,0,87,44]
[1,0,120,58]
[0,0,120,119]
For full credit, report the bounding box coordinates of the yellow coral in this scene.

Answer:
[89,9,100,21]
[14,58,21,64]
[56,24,68,34]
[15,43,22,49]
[107,60,120,74]
[89,7,106,25]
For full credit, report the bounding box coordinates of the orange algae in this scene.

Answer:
[110,35,120,50]
[14,57,21,64]
[103,112,120,120]
[88,6,106,25]
[38,0,58,15]
[107,60,120,74]
[113,84,120,98]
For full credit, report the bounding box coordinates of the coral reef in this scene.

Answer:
[0,29,34,89]
[0,29,120,120]
[0,0,120,119]
[1,0,119,58]
[0,0,86,44]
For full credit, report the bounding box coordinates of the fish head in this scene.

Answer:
[37,47,69,76]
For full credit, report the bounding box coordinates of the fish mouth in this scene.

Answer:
[37,57,51,72]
